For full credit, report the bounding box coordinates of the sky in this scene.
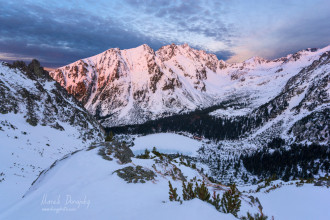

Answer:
[0,0,329,67]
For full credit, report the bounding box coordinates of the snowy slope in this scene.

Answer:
[0,61,104,212]
[1,134,328,220]
[254,184,330,220]
[246,50,330,146]
[0,140,248,220]
[50,44,330,127]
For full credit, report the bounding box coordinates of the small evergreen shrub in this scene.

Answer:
[242,212,268,220]
[105,131,113,142]
[136,149,150,159]
[115,166,156,183]
[182,181,195,200]
[220,184,241,217]
[211,191,221,210]
[168,181,181,202]
[195,181,210,201]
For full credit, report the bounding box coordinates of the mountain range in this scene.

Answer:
[50,44,329,145]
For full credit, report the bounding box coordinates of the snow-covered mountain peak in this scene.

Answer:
[125,43,155,56]
[243,56,268,65]
[156,43,217,64]
[50,44,329,127]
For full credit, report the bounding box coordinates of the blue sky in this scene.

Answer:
[0,0,329,67]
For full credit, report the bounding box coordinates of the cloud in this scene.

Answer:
[0,2,166,67]
[0,0,234,67]
[121,0,234,44]
[226,0,330,62]
[0,0,329,66]
[212,50,235,61]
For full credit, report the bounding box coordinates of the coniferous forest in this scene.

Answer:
[241,143,330,181]
[106,104,267,141]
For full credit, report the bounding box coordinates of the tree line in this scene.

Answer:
[241,143,330,181]
[106,103,269,141]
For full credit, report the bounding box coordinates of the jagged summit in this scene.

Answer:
[243,56,268,65]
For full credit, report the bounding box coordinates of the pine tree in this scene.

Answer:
[187,182,195,199]
[220,184,241,217]
[182,181,196,201]
[168,181,179,202]
[182,181,189,201]
[105,131,113,142]
[196,181,210,201]
[212,191,221,210]
[242,212,268,220]
[194,182,200,198]
[282,166,291,182]
[144,149,150,158]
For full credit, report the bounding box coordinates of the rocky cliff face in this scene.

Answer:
[50,44,221,126]
[246,50,329,145]
[50,44,330,130]
[1,60,104,142]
